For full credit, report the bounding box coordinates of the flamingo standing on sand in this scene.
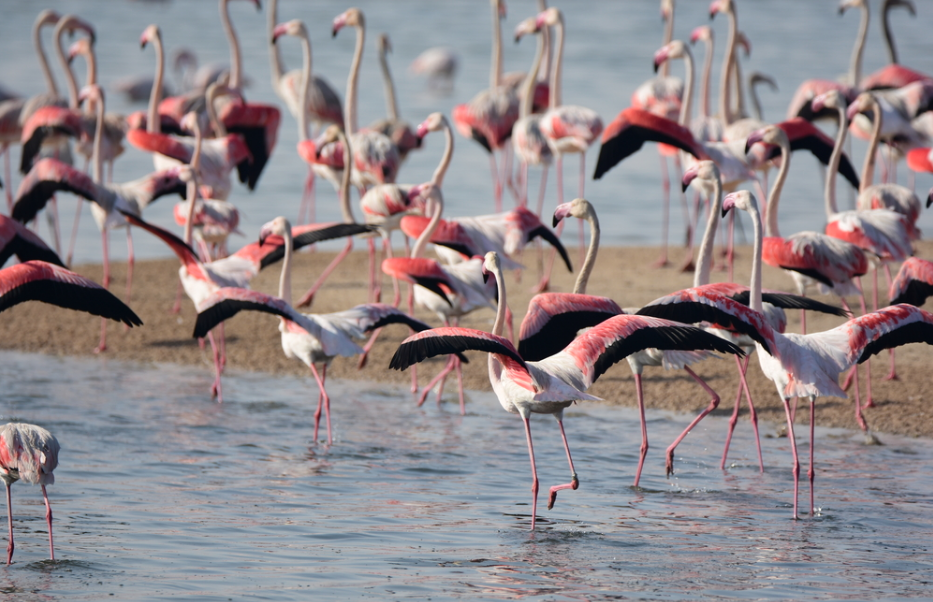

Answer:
[390,251,743,529]
[192,216,437,446]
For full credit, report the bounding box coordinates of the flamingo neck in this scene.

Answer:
[849,2,869,86]
[337,130,356,223]
[749,78,763,121]
[378,42,400,122]
[268,0,284,86]
[205,83,228,136]
[537,0,552,85]
[698,37,713,118]
[660,7,674,78]
[881,0,898,64]
[297,32,312,142]
[432,119,454,187]
[548,13,564,110]
[677,46,694,128]
[147,31,165,134]
[345,20,365,135]
[279,224,294,306]
[747,195,763,313]
[183,120,204,246]
[731,52,746,119]
[490,260,507,337]
[519,28,546,120]
[861,98,883,192]
[490,0,502,89]
[765,139,790,238]
[573,207,600,294]
[91,93,104,184]
[411,192,444,259]
[825,105,849,217]
[220,0,243,92]
[717,6,737,123]
[34,18,58,97]
[54,23,80,109]
[694,174,722,287]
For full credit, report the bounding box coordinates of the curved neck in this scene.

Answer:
[205,84,228,136]
[849,3,869,86]
[660,8,674,78]
[147,31,165,133]
[411,192,444,258]
[882,1,898,64]
[378,43,399,121]
[220,0,243,91]
[538,0,552,84]
[825,105,849,216]
[432,120,455,187]
[731,54,746,119]
[34,19,58,97]
[861,98,882,191]
[297,32,312,142]
[91,94,104,184]
[694,174,722,287]
[490,261,507,337]
[747,197,763,313]
[718,7,737,123]
[278,225,294,306]
[548,14,564,109]
[80,48,97,87]
[519,29,546,119]
[184,121,203,246]
[765,140,790,238]
[337,130,355,223]
[345,21,365,134]
[749,78,763,121]
[268,0,284,85]
[677,48,694,127]
[490,1,502,89]
[573,208,600,294]
[698,37,713,117]
[54,24,80,109]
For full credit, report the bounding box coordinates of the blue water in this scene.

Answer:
[0,349,931,600]
[0,0,932,264]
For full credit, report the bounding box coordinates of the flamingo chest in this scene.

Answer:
[280,324,329,367]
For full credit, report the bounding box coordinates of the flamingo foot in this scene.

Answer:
[93,343,107,354]
[651,254,669,269]
[679,258,696,273]
[883,368,899,381]
[665,450,676,477]
[546,474,579,510]
[862,397,875,409]
[357,352,369,370]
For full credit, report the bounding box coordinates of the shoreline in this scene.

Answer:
[3,243,932,439]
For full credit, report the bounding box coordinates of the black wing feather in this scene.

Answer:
[594,125,702,180]
[13,180,95,224]
[636,302,773,355]
[409,277,453,306]
[729,290,849,317]
[890,279,933,307]
[527,225,572,272]
[389,333,522,371]
[193,298,293,338]
[518,310,620,361]
[259,223,375,270]
[0,279,142,326]
[858,321,933,363]
[789,135,860,190]
[227,125,269,190]
[778,265,835,287]
[0,236,65,268]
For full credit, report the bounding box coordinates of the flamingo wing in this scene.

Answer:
[19,106,82,174]
[192,287,306,338]
[889,257,933,306]
[726,289,849,317]
[13,158,101,224]
[222,102,282,190]
[0,216,64,267]
[126,129,194,164]
[518,293,623,361]
[236,222,375,271]
[389,326,524,371]
[851,305,933,364]
[0,260,142,326]
[119,210,200,269]
[774,118,860,190]
[381,257,454,306]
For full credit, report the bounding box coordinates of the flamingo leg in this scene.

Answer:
[807,396,816,517]
[408,282,418,394]
[357,327,382,369]
[633,372,649,488]
[95,229,111,354]
[504,142,520,204]
[851,361,869,432]
[4,482,13,565]
[65,199,83,268]
[519,412,540,530]
[367,238,380,303]
[535,163,549,217]
[383,236,400,307]
[653,153,670,268]
[490,153,502,213]
[41,483,53,561]
[780,396,800,520]
[207,330,223,403]
[310,363,332,446]
[454,355,465,415]
[665,366,719,477]
[299,167,314,225]
[125,225,135,305]
[547,414,579,510]
[720,354,763,471]
[296,237,354,308]
[417,355,455,407]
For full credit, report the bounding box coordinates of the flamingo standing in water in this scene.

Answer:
[390,251,743,529]
[192,216,437,445]
[0,423,59,565]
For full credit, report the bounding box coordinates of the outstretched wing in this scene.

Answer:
[13,158,101,223]
[192,287,308,338]
[518,293,623,361]
[0,216,65,267]
[389,327,524,371]
[847,304,933,364]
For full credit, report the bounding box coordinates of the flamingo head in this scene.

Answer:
[36,10,62,29]
[407,182,436,211]
[535,7,561,30]
[481,251,501,284]
[272,20,305,44]
[416,112,446,139]
[57,15,97,45]
[332,8,363,37]
[736,31,751,57]
[514,16,537,42]
[681,160,720,192]
[259,217,291,246]
[378,33,392,54]
[709,0,732,19]
[721,190,757,218]
[77,84,104,108]
[690,25,712,45]
[888,0,917,16]
[313,125,343,158]
[839,0,866,16]
[811,89,845,115]
[67,39,92,65]
[653,41,685,74]
[846,92,876,123]
[552,198,593,228]
[744,124,787,156]
[140,24,160,49]
[661,0,674,21]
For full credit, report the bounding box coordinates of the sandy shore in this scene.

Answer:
[3,241,933,440]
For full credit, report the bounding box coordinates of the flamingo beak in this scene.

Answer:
[927,188,933,209]
[482,267,491,284]
[653,47,669,74]
[811,95,827,114]
[845,101,864,122]
[721,194,737,218]
[332,13,348,37]
[709,0,720,19]
[552,203,572,227]
[272,22,288,44]
[744,129,765,155]
[416,122,429,139]
[682,165,700,192]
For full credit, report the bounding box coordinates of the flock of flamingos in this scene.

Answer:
[1,0,933,563]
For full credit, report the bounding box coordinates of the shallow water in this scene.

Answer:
[1,0,932,264]
[0,349,931,600]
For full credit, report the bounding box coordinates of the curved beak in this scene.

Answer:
[927,189,933,209]
[845,101,865,122]
[709,0,720,19]
[721,193,737,218]
[416,121,429,139]
[682,164,700,192]
[272,22,288,44]
[332,13,348,37]
[552,202,573,228]
[744,129,765,155]
[653,47,669,74]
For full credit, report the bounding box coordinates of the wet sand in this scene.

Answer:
[3,241,932,440]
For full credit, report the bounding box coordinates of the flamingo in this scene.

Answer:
[389,251,743,529]
[126,25,184,136]
[0,423,59,565]
[860,0,930,90]
[689,25,724,143]
[409,47,459,92]
[0,215,65,268]
[191,216,435,445]
[512,15,552,212]
[369,34,421,163]
[889,256,933,306]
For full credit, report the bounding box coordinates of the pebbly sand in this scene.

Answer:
[3,241,933,440]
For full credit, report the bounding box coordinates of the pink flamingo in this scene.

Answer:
[0,423,59,566]
[889,257,933,306]
[0,214,64,267]
[390,251,743,529]
[512,15,552,212]
[860,0,930,90]
[191,216,435,445]
[369,34,421,163]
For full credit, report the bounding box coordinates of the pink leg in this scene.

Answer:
[780,396,800,520]
[207,330,223,403]
[520,412,540,530]
[4,482,13,564]
[807,396,816,517]
[296,237,354,308]
[357,328,382,369]
[490,153,502,212]
[65,199,83,267]
[454,355,465,415]
[171,280,184,314]
[633,372,649,488]
[531,157,564,293]
[665,366,719,477]
[299,167,314,225]
[653,153,670,268]
[504,142,520,205]
[95,229,111,354]
[310,363,332,446]
[720,354,763,471]
[367,238,380,303]
[383,237,400,307]
[408,283,418,394]
[41,483,53,561]
[851,362,869,432]
[547,415,580,510]
[885,348,898,381]
[417,355,455,407]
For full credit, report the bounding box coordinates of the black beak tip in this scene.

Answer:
[926,193,933,209]
[552,216,560,228]
[721,208,729,219]
[653,62,660,74]
[681,182,690,193]
[482,272,490,284]
[744,142,752,155]
[331,29,338,38]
